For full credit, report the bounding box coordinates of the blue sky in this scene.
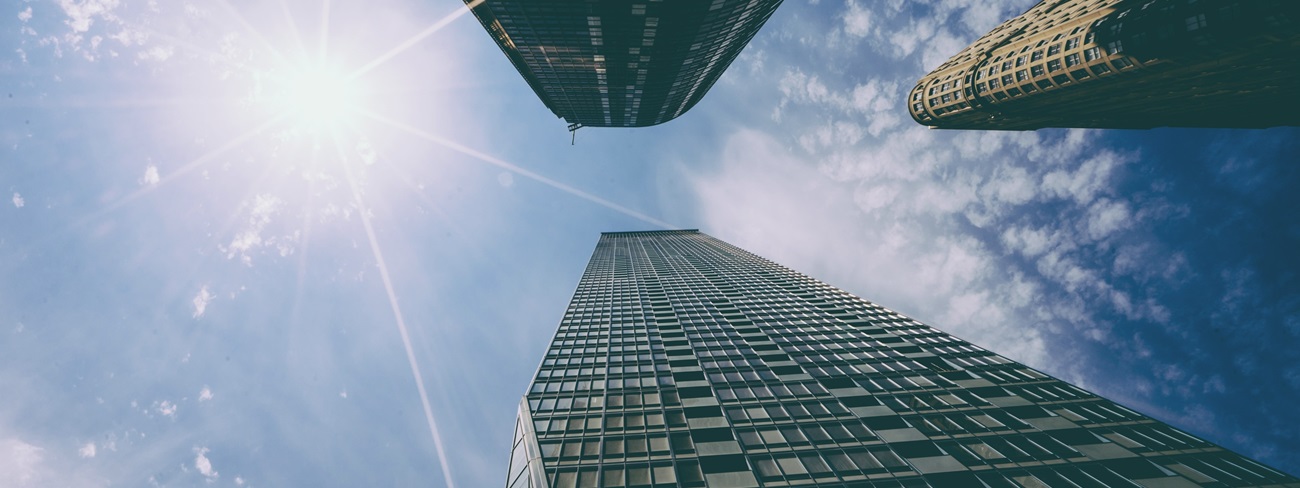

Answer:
[1,0,1297,486]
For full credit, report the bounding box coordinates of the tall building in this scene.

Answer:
[463,0,782,129]
[909,0,1300,130]
[505,230,1298,488]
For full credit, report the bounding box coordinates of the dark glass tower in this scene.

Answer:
[464,0,783,128]
[910,0,1300,130]
[505,230,1298,487]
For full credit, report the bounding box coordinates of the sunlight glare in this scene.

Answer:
[271,64,365,132]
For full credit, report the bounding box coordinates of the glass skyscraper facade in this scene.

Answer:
[463,0,783,128]
[505,230,1298,487]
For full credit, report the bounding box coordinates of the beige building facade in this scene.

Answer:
[910,0,1299,130]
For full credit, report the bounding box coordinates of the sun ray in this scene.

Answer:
[58,114,286,242]
[363,110,678,229]
[334,138,457,488]
[318,0,332,63]
[346,0,484,81]
[215,0,291,67]
[277,0,309,61]
[287,144,322,334]
[6,96,242,110]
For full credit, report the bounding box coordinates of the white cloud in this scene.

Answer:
[18,7,32,22]
[198,386,213,402]
[154,400,177,418]
[139,165,160,186]
[686,129,1051,366]
[357,138,377,166]
[194,447,218,480]
[221,194,287,265]
[192,286,213,318]
[841,0,872,38]
[0,438,44,486]
[136,45,172,62]
[691,56,1166,379]
[11,192,24,208]
[58,0,120,33]
[1085,198,1132,241]
[1041,151,1124,205]
[78,442,96,458]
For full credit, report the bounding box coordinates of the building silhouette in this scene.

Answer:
[909,0,1300,130]
[463,0,782,129]
[504,230,1298,487]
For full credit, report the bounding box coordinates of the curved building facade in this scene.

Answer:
[909,0,1300,130]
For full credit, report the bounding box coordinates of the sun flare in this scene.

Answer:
[268,64,365,133]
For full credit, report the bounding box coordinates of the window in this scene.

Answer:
[1085,31,1096,44]
[1186,13,1207,31]
[1016,55,1027,67]
[1065,53,1081,67]
[1016,69,1027,81]
[1084,47,1101,61]
[1065,37,1079,50]
[988,65,999,76]
[1031,50,1043,61]
[1001,61,1013,72]
[1090,63,1112,75]
[1108,40,1124,53]
[1047,44,1061,55]
[988,78,1000,89]
[1047,59,1062,72]
[1114,57,1133,69]
[1001,75,1014,86]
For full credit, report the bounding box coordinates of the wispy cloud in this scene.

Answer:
[0,438,44,486]
[194,447,218,480]
[153,400,177,418]
[78,442,96,459]
[192,286,213,318]
[221,194,293,265]
[139,165,160,186]
[697,0,1300,471]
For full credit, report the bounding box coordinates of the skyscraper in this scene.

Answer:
[909,0,1300,130]
[505,230,1298,487]
[463,0,783,129]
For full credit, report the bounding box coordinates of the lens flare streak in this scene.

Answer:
[363,110,677,230]
[335,139,457,488]
[347,0,484,81]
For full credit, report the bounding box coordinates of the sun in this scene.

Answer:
[266,63,366,133]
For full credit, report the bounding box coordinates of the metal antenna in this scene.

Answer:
[568,122,583,145]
